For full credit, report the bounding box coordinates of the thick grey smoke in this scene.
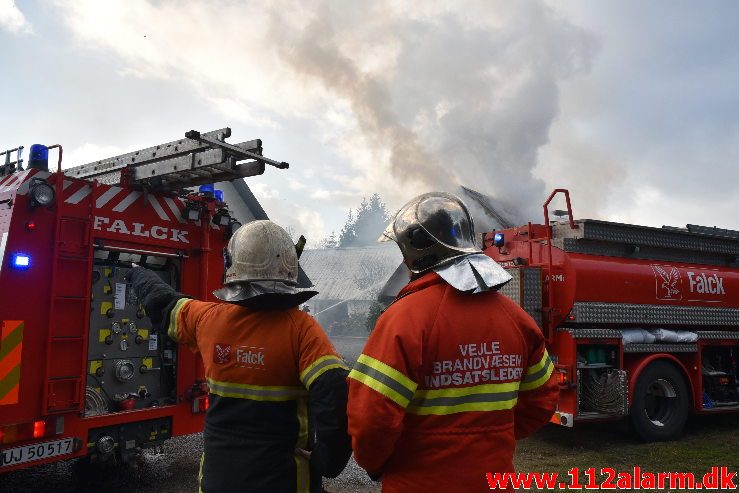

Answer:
[271,1,596,222]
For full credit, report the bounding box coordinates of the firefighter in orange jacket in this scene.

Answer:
[347,192,559,492]
[129,220,351,493]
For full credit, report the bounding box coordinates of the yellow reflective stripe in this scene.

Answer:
[206,378,307,401]
[300,355,349,388]
[348,354,417,408]
[525,349,550,375]
[408,382,520,416]
[348,368,412,408]
[295,397,309,492]
[356,354,417,393]
[407,398,518,415]
[519,359,554,391]
[167,298,192,342]
[198,453,204,493]
[413,381,519,399]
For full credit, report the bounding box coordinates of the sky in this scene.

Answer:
[1,0,738,245]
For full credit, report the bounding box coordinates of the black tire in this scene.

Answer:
[630,360,690,441]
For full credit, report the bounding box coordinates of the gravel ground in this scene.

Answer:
[3,415,738,492]
[1,434,205,493]
[324,457,380,493]
[0,433,378,493]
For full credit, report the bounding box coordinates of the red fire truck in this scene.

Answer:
[485,189,739,441]
[0,128,288,472]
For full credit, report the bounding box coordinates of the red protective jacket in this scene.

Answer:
[347,272,559,492]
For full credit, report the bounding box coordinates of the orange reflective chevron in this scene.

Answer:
[0,320,24,405]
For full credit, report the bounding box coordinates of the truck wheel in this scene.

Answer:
[630,360,689,441]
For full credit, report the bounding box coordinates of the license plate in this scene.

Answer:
[0,438,75,468]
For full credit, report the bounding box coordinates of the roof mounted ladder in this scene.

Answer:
[63,128,288,191]
[0,146,24,177]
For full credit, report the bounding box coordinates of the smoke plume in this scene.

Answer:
[271,1,596,221]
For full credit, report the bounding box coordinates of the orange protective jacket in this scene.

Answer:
[347,272,559,493]
[168,299,351,493]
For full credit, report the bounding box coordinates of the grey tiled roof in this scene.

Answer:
[300,244,402,301]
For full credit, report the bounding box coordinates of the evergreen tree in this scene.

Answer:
[338,208,357,247]
[339,194,390,247]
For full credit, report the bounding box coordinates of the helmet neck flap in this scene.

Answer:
[215,220,315,309]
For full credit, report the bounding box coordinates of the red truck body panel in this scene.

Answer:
[0,167,227,472]
[483,190,739,431]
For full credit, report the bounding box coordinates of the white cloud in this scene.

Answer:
[248,182,328,246]
[63,143,124,169]
[250,183,280,200]
[0,0,32,33]
[308,188,357,202]
[287,179,306,191]
[208,97,281,130]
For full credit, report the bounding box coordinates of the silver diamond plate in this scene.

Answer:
[697,331,739,340]
[571,302,739,326]
[558,238,734,266]
[499,267,542,327]
[522,267,542,327]
[623,343,697,353]
[552,219,739,256]
[557,328,623,339]
[498,268,520,300]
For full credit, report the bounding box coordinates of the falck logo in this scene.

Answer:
[213,343,232,364]
[652,265,682,300]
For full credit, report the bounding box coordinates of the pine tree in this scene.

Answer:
[338,194,391,247]
[338,208,357,247]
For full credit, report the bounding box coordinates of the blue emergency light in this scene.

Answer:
[214,189,224,202]
[493,233,505,247]
[28,144,49,171]
[11,253,31,269]
[199,184,215,196]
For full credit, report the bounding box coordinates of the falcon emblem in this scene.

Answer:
[214,343,232,364]
[652,265,682,300]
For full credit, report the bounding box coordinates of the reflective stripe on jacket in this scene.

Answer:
[347,272,558,493]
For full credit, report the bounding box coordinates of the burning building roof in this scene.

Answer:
[300,243,402,302]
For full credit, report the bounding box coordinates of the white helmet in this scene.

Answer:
[223,220,298,285]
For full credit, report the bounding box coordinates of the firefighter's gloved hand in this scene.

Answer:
[309,441,350,479]
[128,267,186,325]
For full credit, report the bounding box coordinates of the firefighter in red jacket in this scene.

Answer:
[347,192,559,492]
[129,220,351,493]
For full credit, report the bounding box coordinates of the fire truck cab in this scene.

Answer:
[486,189,739,441]
[0,129,287,471]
